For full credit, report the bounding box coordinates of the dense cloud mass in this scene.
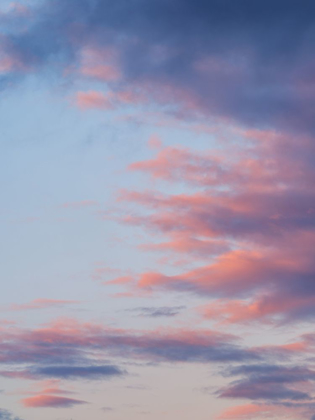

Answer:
[1,0,315,133]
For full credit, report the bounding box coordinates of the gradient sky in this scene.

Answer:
[1,1,315,419]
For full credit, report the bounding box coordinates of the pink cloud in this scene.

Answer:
[75,91,113,110]
[106,275,134,285]
[19,379,76,397]
[128,146,231,185]
[148,134,163,149]
[128,132,315,191]
[22,394,86,408]
[114,89,145,105]
[140,233,229,258]
[0,57,15,73]
[0,317,255,368]
[81,63,120,82]
[217,404,272,419]
[135,247,294,293]
[116,130,315,324]
[0,52,29,74]
[74,89,146,110]
[131,234,315,323]
[78,47,121,82]
[201,293,315,325]
[216,403,304,420]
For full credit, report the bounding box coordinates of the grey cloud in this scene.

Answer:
[31,364,126,380]
[219,364,315,402]
[2,0,315,133]
[129,306,185,317]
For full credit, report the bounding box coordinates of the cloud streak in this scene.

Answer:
[22,395,86,408]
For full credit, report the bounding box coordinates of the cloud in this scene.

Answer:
[1,0,315,133]
[0,318,259,376]
[22,395,86,408]
[128,133,315,191]
[129,238,315,322]
[216,403,309,420]
[117,131,315,325]
[75,91,113,110]
[128,306,185,317]
[218,364,315,402]
[74,89,145,110]
[31,365,126,380]
[216,404,278,420]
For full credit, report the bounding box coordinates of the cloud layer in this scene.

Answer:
[1,0,315,133]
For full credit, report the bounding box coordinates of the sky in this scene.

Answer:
[0,1,315,419]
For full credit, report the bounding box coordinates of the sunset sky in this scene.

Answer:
[1,1,315,419]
